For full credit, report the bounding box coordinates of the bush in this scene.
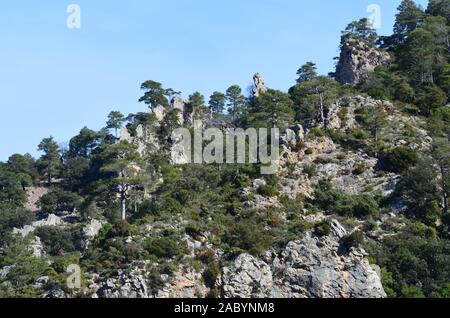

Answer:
[314,220,331,237]
[203,261,220,288]
[340,231,364,250]
[107,221,132,238]
[303,164,317,178]
[224,220,272,256]
[35,226,76,256]
[38,189,83,216]
[145,236,186,259]
[381,147,419,174]
[257,184,279,197]
[352,195,379,218]
[0,205,35,230]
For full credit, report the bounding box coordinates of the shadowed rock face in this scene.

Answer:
[335,38,390,86]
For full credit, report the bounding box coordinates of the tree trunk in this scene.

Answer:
[319,93,325,127]
[441,160,449,215]
[121,192,127,221]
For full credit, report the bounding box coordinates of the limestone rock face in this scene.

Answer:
[253,73,268,97]
[155,266,209,298]
[220,220,386,299]
[335,38,390,85]
[96,268,149,298]
[220,254,273,298]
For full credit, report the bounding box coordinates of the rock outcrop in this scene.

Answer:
[335,38,390,85]
[220,220,386,299]
[220,254,273,298]
[253,73,268,97]
[96,267,149,298]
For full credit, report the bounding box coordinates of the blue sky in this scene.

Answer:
[0,0,429,160]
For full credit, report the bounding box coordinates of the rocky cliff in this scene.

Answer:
[335,38,390,85]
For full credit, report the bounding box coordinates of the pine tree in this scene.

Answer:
[226,85,246,121]
[245,89,295,129]
[37,137,61,184]
[209,91,226,114]
[106,111,126,138]
[98,141,144,221]
[296,62,318,84]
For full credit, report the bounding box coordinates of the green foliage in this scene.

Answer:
[138,80,175,109]
[145,234,186,259]
[303,164,317,178]
[106,111,126,138]
[394,0,425,45]
[289,76,341,126]
[158,109,182,144]
[257,184,279,197]
[35,226,77,256]
[352,195,379,218]
[224,219,273,256]
[68,127,106,159]
[226,85,246,121]
[427,0,450,21]
[375,222,450,298]
[186,91,207,120]
[38,189,83,216]
[0,203,35,247]
[0,169,30,206]
[209,91,227,114]
[37,137,62,184]
[245,89,294,129]
[398,158,443,224]
[341,18,378,47]
[296,62,318,83]
[314,220,331,237]
[313,180,379,218]
[340,231,364,250]
[0,239,49,297]
[414,84,447,116]
[203,262,220,289]
[381,147,419,174]
[6,154,39,184]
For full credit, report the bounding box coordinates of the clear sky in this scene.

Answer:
[0,0,429,160]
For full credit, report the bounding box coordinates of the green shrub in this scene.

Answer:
[401,285,426,298]
[340,231,364,250]
[206,288,220,298]
[107,221,132,238]
[35,226,76,256]
[314,220,331,237]
[38,189,83,216]
[224,220,272,256]
[303,164,317,178]
[257,185,279,197]
[203,261,220,288]
[352,195,379,218]
[382,147,419,174]
[145,236,186,259]
[0,205,35,230]
[289,220,312,235]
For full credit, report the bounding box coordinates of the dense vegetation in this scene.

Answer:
[1,0,450,298]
